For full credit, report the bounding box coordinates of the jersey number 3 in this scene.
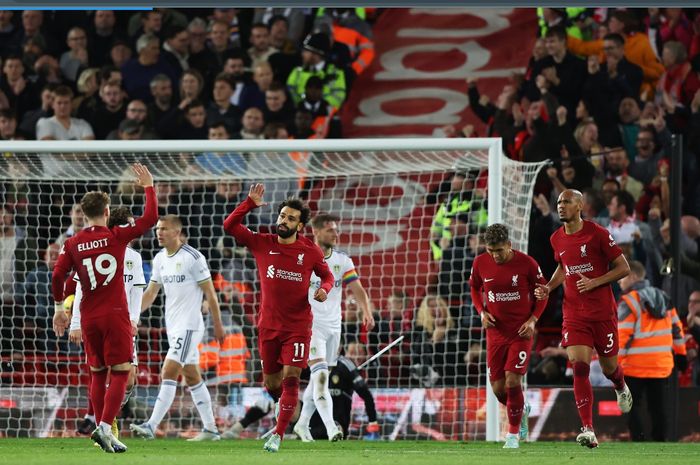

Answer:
[82,254,118,290]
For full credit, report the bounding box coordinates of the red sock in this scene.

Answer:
[101,370,129,427]
[506,386,524,435]
[86,371,94,416]
[275,377,299,438]
[606,365,626,391]
[573,362,593,429]
[90,370,108,425]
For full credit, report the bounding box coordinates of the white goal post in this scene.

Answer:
[0,138,547,440]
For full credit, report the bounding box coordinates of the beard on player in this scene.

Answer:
[276,223,297,239]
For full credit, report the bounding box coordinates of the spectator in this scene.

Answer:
[80,78,126,139]
[60,27,89,83]
[267,15,298,54]
[146,73,173,129]
[292,107,314,139]
[0,11,20,58]
[207,72,241,135]
[20,242,62,351]
[36,85,94,140]
[129,10,163,42]
[617,260,687,442]
[437,213,476,304]
[161,25,189,78]
[687,291,700,376]
[247,22,278,70]
[111,118,144,140]
[534,25,586,120]
[630,126,670,185]
[287,32,347,110]
[88,10,120,67]
[412,294,461,385]
[56,203,85,244]
[659,8,693,52]
[233,106,264,139]
[0,205,25,305]
[211,8,244,49]
[156,98,207,139]
[0,55,39,121]
[178,68,205,106]
[72,68,98,114]
[598,146,644,200]
[430,172,474,261]
[239,61,274,111]
[0,109,21,140]
[222,51,252,107]
[121,33,178,102]
[263,82,294,128]
[263,122,289,140]
[656,41,690,113]
[254,8,307,45]
[108,39,132,69]
[18,10,57,56]
[186,17,217,80]
[194,122,246,176]
[342,296,364,345]
[207,19,236,69]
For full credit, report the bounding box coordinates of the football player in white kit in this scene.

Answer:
[69,207,145,439]
[130,215,225,441]
[293,214,375,442]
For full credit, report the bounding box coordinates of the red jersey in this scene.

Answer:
[470,249,547,343]
[51,187,157,322]
[550,220,623,323]
[223,197,333,333]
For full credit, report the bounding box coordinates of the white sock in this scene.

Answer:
[147,379,177,429]
[296,380,316,428]
[99,421,111,434]
[190,381,217,432]
[310,363,335,434]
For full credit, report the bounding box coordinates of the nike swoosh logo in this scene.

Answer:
[559,251,566,256]
[603,348,613,354]
[269,251,281,255]
[484,278,494,282]
[291,358,304,362]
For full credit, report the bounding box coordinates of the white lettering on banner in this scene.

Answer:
[376,41,490,80]
[399,8,514,38]
[354,88,469,126]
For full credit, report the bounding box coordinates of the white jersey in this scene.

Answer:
[150,244,211,332]
[70,247,146,330]
[309,249,358,329]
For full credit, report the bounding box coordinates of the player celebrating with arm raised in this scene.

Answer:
[223,184,334,453]
[293,214,375,443]
[470,224,547,449]
[51,163,157,453]
[130,215,225,442]
[534,189,632,448]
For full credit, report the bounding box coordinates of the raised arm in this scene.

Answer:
[223,184,267,247]
[115,164,158,242]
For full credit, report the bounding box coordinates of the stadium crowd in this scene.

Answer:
[0,8,699,405]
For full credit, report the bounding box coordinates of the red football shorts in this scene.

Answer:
[487,336,533,382]
[82,311,133,368]
[561,318,619,357]
[258,327,311,374]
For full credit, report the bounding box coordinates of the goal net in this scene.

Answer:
[0,139,546,440]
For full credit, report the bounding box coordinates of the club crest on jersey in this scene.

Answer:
[334,265,341,273]
[297,253,305,265]
[332,375,340,385]
[512,274,519,287]
[580,244,587,257]
[175,262,182,272]
[125,260,133,271]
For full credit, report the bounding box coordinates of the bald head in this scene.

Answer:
[681,215,700,239]
[556,189,584,223]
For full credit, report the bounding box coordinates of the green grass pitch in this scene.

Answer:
[0,439,698,465]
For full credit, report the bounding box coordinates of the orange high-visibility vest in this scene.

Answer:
[198,332,249,384]
[332,23,375,76]
[618,290,687,378]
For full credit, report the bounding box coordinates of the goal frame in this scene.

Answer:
[2,137,526,441]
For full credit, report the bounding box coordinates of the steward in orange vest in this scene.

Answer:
[617,260,686,441]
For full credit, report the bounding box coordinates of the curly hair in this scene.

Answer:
[107,206,133,228]
[483,223,510,246]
